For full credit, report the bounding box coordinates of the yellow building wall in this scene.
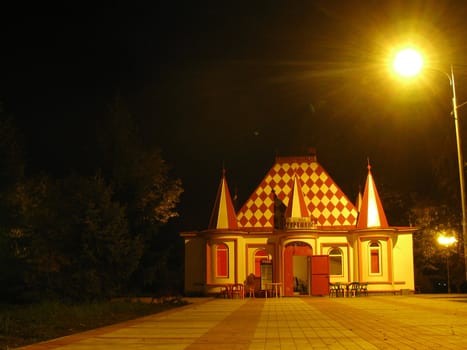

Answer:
[209,239,237,284]
[392,233,415,290]
[184,230,414,296]
[245,237,274,277]
[357,233,415,293]
[183,237,206,295]
[359,237,390,291]
[317,236,351,283]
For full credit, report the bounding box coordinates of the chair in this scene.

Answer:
[336,282,346,297]
[348,282,360,297]
[219,285,231,299]
[230,283,244,299]
[329,283,339,297]
[359,282,368,296]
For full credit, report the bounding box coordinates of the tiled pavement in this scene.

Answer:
[18,295,467,349]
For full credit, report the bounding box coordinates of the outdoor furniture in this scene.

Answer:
[265,282,283,298]
[230,283,244,299]
[329,282,345,297]
[219,284,231,299]
[359,282,368,296]
[347,282,360,297]
[329,283,339,297]
[346,282,368,297]
[337,283,346,297]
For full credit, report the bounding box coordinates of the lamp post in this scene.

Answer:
[393,48,467,281]
[448,66,467,282]
[437,234,458,293]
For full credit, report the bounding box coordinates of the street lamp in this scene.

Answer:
[437,234,458,293]
[392,47,467,281]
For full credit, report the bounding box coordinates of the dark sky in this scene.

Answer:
[3,1,467,230]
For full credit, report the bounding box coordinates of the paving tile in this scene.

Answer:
[17,295,467,349]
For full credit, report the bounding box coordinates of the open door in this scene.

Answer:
[311,255,330,296]
[284,242,313,296]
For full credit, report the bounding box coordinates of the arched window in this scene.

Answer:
[329,248,343,276]
[254,250,268,276]
[369,242,381,274]
[216,243,229,277]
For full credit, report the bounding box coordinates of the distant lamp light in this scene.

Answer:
[438,235,458,247]
[393,48,424,77]
[437,234,457,294]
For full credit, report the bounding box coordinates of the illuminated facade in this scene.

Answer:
[181,152,416,296]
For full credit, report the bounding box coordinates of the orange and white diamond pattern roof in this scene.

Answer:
[237,156,358,228]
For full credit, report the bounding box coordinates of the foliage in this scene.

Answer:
[410,201,465,292]
[56,174,144,299]
[0,97,184,302]
[379,186,416,227]
[97,97,183,232]
[7,174,144,301]
[95,97,183,294]
[0,113,28,301]
[0,97,184,301]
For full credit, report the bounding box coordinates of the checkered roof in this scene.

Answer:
[237,156,358,228]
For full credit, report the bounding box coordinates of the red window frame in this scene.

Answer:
[370,242,380,274]
[216,243,228,277]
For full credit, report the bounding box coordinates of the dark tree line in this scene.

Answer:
[380,167,467,293]
[0,100,183,302]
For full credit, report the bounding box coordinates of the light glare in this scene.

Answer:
[393,48,424,77]
[438,235,457,247]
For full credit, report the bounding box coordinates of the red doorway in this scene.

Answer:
[284,242,330,296]
[284,242,312,296]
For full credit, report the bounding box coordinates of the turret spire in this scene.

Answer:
[357,163,388,229]
[208,169,238,229]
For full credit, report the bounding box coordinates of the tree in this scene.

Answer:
[56,174,144,299]
[0,110,28,301]
[95,97,183,293]
[410,202,464,292]
[96,97,183,230]
[8,174,143,301]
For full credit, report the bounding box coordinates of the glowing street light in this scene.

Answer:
[437,234,458,293]
[438,235,458,247]
[392,47,467,281]
[393,48,424,77]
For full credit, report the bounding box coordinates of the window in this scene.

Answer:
[216,243,228,277]
[329,248,343,276]
[369,242,381,274]
[254,250,268,276]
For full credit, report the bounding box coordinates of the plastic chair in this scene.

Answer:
[219,285,231,299]
[329,283,339,297]
[230,283,244,299]
[359,282,368,296]
[348,282,360,297]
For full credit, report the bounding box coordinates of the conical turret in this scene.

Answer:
[357,164,388,229]
[208,170,238,229]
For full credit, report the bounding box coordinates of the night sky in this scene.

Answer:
[3,1,467,231]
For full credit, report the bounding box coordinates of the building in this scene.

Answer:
[181,152,416,296]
